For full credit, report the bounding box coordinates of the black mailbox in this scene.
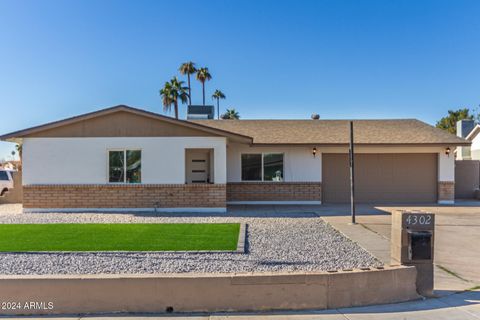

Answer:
[407,230,432,261]
[392,211,435,296]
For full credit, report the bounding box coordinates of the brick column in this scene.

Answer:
[438,181,454,204]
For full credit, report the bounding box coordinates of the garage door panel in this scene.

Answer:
[322,154,350,203]
[323,153,437,203]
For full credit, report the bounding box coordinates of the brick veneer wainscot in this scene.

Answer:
[23,184,226,208]
[438,181,455,201]
[227,182,322,202]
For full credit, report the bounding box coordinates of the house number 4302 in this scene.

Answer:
[405,215,432,226]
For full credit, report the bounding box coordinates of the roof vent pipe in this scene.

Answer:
[311,113,320,120]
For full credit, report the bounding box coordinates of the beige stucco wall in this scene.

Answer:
[0,171,22,204]
[0,266,417,315]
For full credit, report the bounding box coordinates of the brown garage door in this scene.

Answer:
[322,153,437,203]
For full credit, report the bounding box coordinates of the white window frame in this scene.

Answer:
[240,152,284,182]
[107,149,142,184]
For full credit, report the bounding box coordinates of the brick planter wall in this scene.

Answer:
[438,181,455,202]
[23,184,226,209]
[227,182,322,202]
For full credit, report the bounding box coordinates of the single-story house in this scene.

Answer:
[0,105,469,212]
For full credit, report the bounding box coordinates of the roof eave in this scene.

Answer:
[250,142,471,147]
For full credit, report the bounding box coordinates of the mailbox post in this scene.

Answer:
[391,210,435,296]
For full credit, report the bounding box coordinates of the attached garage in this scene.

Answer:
[322,153,438,203]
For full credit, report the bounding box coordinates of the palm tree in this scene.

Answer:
[211,90,226,120]
[15,143,22,171]
[160,81,173,115]
[159,77,189,119]
[179,61,197,105]
[196,67,212,105]
[15,144,22,160]
[221,108,240,120]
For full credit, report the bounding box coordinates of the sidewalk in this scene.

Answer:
[4,290,478,319]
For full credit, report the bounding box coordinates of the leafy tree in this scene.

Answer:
[159,77,189,119]
[211,89,226,120]
[179,61,197,105]
[221,108,240,120]
[196,67,212,105]
[436,108,474,134]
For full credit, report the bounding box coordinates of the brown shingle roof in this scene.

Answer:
[191,119,470,146]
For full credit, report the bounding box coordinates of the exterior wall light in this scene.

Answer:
[312,147,317,158]
[445,147,451,157]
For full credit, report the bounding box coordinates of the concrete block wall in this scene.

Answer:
[454,160,480,199]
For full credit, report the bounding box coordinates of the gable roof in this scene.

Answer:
[1,105,469,146]
[0,105,253,143]
[191,119,470,146]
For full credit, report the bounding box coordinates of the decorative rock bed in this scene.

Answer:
[0,206,382,275]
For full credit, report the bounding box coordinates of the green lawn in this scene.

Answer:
[0,223,240,252]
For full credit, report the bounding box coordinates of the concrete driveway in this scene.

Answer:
[321,201,480,294]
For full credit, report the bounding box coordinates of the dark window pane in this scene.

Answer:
[263,153,283,181]
[0,171,8,181]
[109,151,124,183]
[241,154,262,181]
[126,150,141,183]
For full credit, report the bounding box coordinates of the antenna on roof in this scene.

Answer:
[311,113,320,120]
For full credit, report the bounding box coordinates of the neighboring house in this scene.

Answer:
[456,119,480,160]
[0,105,469,213]
[467,125,480,160]
[456,119,475,160]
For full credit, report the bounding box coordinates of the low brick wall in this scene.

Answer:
[227,182,322,202]
[438,181,455,202]
[0,266,418,315]
[23,184,226,209]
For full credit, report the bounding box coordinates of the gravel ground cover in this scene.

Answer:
[0,204,382,275]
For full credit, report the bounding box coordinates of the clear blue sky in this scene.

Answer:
[1,0,479,160]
